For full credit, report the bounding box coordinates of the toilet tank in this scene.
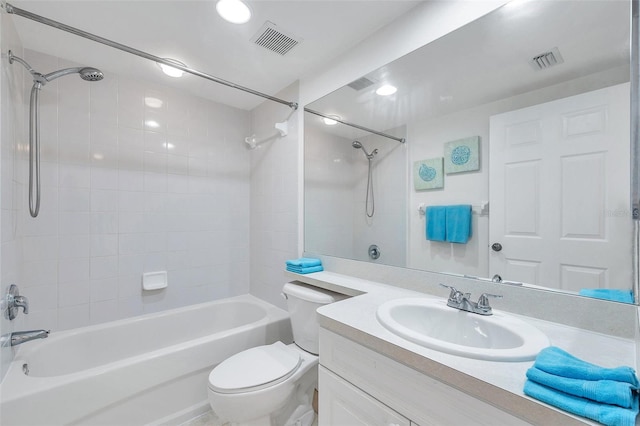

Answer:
[282,282,347,355]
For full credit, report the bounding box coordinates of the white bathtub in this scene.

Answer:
[0,294,292,426]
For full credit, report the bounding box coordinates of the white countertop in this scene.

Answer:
[288,270,637,425]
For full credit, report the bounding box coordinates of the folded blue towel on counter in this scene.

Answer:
[425,206,446,242]
[286,257,322,268]
[533,347,639,387]
[524,380,639,426]
[445,204,472,244]
[579,289,634,304]
[526,367,636,408]
[286,265,324,274]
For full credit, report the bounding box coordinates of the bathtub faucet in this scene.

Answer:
[10,329,49,346]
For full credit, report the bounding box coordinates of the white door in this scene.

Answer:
[489,83,631,291]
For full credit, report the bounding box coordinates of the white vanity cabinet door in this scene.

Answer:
[319,365,410,426]
[320,329,533,426]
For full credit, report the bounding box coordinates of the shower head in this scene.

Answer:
[352,140,377,160]
[44,67,104,83]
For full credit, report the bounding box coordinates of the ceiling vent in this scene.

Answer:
[347,76,376,91]
[529,47,564,71]
[251,21,302,56]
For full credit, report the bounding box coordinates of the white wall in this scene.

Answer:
[4,48,252,334]
[1,10,25,382]
[304,124,354,259]
[249,82,300,309]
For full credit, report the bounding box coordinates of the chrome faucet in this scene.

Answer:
[439,284,502,316]
[5,284,29,320]
[9,329,49,346]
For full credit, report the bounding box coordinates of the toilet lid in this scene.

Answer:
[208,342,302,394]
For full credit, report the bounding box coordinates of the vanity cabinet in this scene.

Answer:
[318,328,532,426]
[319,366,411,426]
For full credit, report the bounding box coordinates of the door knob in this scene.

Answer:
[491,242,503,252]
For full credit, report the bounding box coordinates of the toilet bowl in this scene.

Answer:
[207,342,317,426]
[207,282,346,426]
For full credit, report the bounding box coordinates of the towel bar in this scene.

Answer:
[417,202,489,216]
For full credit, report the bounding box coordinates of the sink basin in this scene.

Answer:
[376,298,549,361]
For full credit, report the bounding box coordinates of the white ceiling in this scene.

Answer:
[8,0,422,110]
[306,0,631,139]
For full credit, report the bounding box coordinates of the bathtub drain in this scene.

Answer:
[22,363,29,375]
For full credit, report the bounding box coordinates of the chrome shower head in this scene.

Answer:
[80,68,104,82]
[44,67,104,83]
[352,140,377,160]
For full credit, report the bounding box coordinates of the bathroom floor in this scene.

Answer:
[179,410,318,426]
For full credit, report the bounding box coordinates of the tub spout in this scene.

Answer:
[10,329,49,346]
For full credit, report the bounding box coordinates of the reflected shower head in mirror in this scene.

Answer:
[352,140,378,160]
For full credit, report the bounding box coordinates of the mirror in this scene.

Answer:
[304,0,634,298]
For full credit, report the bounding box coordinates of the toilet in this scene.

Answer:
[207,282,345,426]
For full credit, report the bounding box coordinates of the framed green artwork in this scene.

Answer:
[444,136,480,174]
[413,158,444,190]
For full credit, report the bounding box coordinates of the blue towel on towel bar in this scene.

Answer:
[579,289,634,304]
[286,258,322,268]
[286,265,324,274]
[445,204,472,244]
[425,206,446,241]
[533,347,639,387]
[524,380,639,426]
[526,367,636,408]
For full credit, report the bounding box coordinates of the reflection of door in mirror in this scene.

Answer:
[489,83,631,292]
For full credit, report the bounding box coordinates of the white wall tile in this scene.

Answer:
[7,50,252,333]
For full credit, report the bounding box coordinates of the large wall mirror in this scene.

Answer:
[304,0,636,300]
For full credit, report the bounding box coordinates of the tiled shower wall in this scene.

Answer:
[11,48,252,332]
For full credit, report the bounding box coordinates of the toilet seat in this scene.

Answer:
[208,342,302,394]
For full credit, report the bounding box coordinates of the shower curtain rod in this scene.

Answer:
[304,108,406,143]
[4,3,298,110]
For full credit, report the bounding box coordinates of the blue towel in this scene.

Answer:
[526,367,636,408]
[286,258,322,268]
[286,265,324,274]
[579,289,634,304]
[533,347,639,387]
[425,206,446,241]
[524,380,639,426]
[445,205,472,244]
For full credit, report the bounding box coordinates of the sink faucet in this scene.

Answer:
[439,284,502,316]
[9,330,49,346]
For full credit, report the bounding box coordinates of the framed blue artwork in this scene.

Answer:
[444,136,480,174]
[413,158,443,190]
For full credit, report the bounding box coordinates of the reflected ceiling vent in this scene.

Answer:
[251,21,302,56]
[347,76,376,91]
[529,47,564,71]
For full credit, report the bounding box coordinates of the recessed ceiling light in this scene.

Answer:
[216,0,252,24]
[323,115,341,126]
[157,59,187,78]
[376,84,397,96]
[145,97,164,108]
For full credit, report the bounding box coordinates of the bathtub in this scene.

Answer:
[0,294,292,426]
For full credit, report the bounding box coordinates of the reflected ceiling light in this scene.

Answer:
[145,97,164,108]
[323,115,340,126]
[157,59,186,78]
[216,0,252,24]
[163,142,175,150]
[145,120,160,128]
[376,84,397,96]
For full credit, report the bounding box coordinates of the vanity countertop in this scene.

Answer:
[287,270,637,425]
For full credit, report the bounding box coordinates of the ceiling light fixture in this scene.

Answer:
[323,115,341,126]
[376,84,397,96]
[157,59,187,78]
[216,0,252,24]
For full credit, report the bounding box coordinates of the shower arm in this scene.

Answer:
[8,50,47,85]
